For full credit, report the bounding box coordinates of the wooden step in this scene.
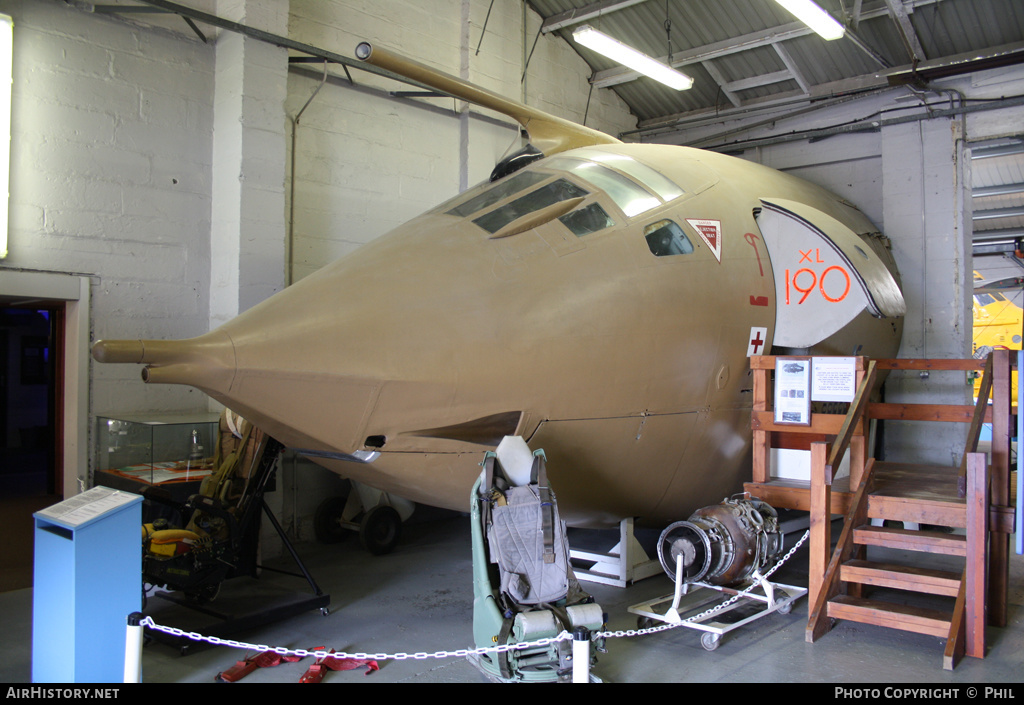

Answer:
[866,495,966,528]
[840,559,962,597]
[852,525,966,556]
[868,461,967,528]
[827,595,953,637]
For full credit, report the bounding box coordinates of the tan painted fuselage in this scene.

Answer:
[92,45,903,528]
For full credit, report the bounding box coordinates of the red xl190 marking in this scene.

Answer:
[785,266,851,304]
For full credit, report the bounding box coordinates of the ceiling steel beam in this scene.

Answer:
[592,21,808,88]
[973,228,1024,257]
[773,43,811,94]
[884,0,926,63]
[974,206,1024,221]
[590,0,940,88]
[974,241,1024,256]
[972,141,1024,160]
[540,0,651,34]
[684,92,1024,152]
[974,229,1024,241]
[700,60,741,108]
[849,0,865,29]
[973,183,1024,198]
[630,39,1024,137]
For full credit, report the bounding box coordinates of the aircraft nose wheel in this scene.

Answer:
[359,505,401,555]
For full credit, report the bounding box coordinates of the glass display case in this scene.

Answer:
[95,412,221,487]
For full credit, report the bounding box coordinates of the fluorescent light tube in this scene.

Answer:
[775,0,845,40]
[0,14,10,259]
[573,25,693,91]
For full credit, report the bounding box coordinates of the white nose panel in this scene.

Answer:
[756,199,905,349]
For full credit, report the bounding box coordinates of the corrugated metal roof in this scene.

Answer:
[527,0,1024,127]
[973,139,1024,237]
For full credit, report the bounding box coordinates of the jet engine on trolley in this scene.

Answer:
[657,495,784,587]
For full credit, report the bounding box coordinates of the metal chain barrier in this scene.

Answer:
[139,529,810,662]
[139,615,572,661]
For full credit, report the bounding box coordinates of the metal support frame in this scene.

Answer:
[569,517,662,588]
[629,554,807,652]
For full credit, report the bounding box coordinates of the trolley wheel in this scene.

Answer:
[360,505,401,555]
[314,496,349,544]
[778,600,793,615]
[637,616,655,630]
[700,632,721,651]
[320,607,330,616]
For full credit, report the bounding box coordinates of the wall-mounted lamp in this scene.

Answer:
[573,25,694,91]
[0,14,11,259]
[774,0,845,41]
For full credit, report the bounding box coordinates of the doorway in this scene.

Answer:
[1,304,62,494]
[0,302,63,592]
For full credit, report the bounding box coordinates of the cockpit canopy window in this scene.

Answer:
[545,156,660,218]
[644,219,694,257]
[472,178,588,234]
[444,149,685,241]
[567,148,684,203]
[446,170,550,218]
[975,292,1006,306]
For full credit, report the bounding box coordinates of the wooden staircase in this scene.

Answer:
[745,352,1017,670]
[808,458,982,669]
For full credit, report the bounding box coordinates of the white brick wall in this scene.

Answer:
[6,0,215,415]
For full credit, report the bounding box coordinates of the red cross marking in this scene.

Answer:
[750,330,765,354]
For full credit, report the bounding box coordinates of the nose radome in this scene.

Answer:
[92,330,238,394]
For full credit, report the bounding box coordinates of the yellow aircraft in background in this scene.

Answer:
[972,271,1022,402]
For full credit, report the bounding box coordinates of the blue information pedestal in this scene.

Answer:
[32,487,143,683]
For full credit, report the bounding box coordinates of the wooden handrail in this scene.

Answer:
[874,358,986,372]
[866,403,989,423]
[961,354,994,476]
[826,361,877,481]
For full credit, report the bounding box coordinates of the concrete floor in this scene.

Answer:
[2,509,1022,685]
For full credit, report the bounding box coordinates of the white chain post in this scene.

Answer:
[123,612,144,683]
[572,627,590,683]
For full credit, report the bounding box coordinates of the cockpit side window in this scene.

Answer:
[644,219,694,257]
[472,178,588,234]
[559,202,614,237]
[446,170,550,218]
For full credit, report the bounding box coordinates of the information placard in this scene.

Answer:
[774,357,811,425]
[34,485,139,529]
[812,356,857,402]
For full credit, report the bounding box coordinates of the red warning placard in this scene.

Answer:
[686,219,722,262]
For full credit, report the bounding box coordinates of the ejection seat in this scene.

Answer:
[469,436,604,683]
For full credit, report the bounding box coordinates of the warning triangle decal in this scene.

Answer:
[686,218,722,263]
